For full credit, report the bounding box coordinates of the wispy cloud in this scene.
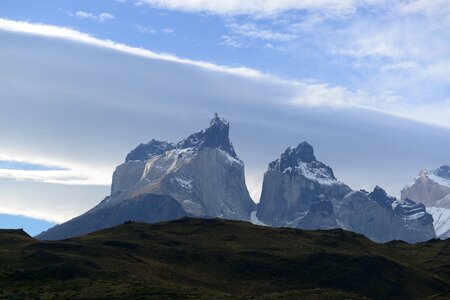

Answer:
[2,18,450,128]
[0,157,109,185]
[162,27,174,34]
[68,10,115,23]
[0,160,66,171]
[134,24,157,34]
[134,0,391,17]
[134,24,175,35]
[227,22,296,42]
[220,35,244,48]
[0,19,263,78]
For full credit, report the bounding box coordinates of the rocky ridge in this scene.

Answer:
[257,142,436,243]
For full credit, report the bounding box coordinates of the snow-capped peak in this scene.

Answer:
[429,165,450,188]
[413,166,450,188]
[209,112,229,128]
[268,142,337,185]
[125,114,239,163]
[125,140,174,162]
[176,113,238,159]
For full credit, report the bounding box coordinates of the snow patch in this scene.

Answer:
[427,207,450,238]
[175,176,192,190]
[220,149,243,166]
[250,211,267,226]
[294,162,338,185]
[428,173,450,188]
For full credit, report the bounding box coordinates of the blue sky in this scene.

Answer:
[0,214,55,236]
[1,0,450,236]
[3,0,450,104]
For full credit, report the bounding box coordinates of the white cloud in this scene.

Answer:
[134,0,391,17]
[0,169,109,186]
[134,24,157,34]
[70,11,115,23]
[2,18,450,127]
[0,19,264,79]
[162,27,174,34]
[220,35,244,48]
[400,0,450,18]
[134,25,174,35]
[227,22,296,42]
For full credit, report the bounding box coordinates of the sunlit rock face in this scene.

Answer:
[37,114,255,240]
[402,166,450,239]
[401,167,450,208]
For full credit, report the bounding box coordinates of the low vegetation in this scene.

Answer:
[1,218,449,299]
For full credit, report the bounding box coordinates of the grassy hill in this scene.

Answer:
[1,217,450,299]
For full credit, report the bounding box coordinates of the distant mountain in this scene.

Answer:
[37,114,255,240]
[3,218,450,299]
[402,166,450,239]
[401,166,450,208]
[37,115,436,243]
[257,142,436,243]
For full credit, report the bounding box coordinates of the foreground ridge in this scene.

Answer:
[2,218,450,299]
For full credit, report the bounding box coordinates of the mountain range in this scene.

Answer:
[37,114,436,243]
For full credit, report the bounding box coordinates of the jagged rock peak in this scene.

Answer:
[176,113,237,158]
[288,142,316,162]
[268,141,336,183]
[125,139,175,162]
[369,186,396,209]
[434,165,450,179]
[209,112,229,127]
[371,186,389,198]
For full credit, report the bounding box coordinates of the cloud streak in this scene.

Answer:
[2,18,450,129]
[134,0,391,16]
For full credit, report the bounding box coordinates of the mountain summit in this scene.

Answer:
[37,114,255,240]
[257,143,435,243]
[268,142,336,183]
[402,165,450,239]
[176,113,237,158]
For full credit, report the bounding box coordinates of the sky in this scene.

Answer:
[1,0,450,236]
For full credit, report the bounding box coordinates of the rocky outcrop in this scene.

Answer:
[401,167,450,208]
[337,188,435,243]
[401,166,450,239]
[257,142,436,243]
[257,143,351,228]
[38,114,255,240]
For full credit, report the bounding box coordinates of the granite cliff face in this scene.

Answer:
[401,167,450,208]
[38,116,437,243]
[37,114,255,240]
[402,166,450,239]
[257,142,436,243]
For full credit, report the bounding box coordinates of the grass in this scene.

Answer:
[0,217,449,299]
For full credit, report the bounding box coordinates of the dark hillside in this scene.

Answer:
[1,218,449,299]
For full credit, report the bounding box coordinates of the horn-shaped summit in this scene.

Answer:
[37,115,435,243]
